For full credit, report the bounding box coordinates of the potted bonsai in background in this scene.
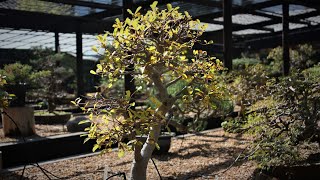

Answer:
[0,62,46,136]
[75,2,224,179]
[0,62,46,107]
[30,53,75,124]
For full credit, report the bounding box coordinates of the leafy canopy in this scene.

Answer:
[75,2,223,156]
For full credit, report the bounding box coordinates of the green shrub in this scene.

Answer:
[302,64,320,83]
[232,58,260,70]
[0,62,49,87]
[221,117,244,133]
[291,44,318,70]
[227,64,270,115]
[225,71,320,169]
[267,44,318,73]
[0,75,9,108]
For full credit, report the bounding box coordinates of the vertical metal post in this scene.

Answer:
[0,151,2,171]
[76,31,84,97]
[223,0,233,71]
[54,32,60,53]
[282,1,290,75]
[123,0,135,99]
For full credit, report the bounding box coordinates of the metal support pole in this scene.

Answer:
[223,0,233,71]
[123,0,135,100]
[54,32,60,53]
[76,31,84,97]
[0,151,2,171]
[282,2,290,75]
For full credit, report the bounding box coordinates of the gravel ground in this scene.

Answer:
[0,129,258,179]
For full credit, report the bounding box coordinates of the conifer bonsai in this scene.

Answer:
[75,2,223,179]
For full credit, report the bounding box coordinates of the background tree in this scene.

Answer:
[17,0,74,15]
[30,53,75,112]
[75,2,223,179]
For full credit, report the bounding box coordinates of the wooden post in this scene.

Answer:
[282,1,290,75]
[2,107,35,137]
[76,31,84,97]
[223,0,233,71]
[123,0,136,102]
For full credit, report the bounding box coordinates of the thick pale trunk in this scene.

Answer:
[130,125,161,180]
[130,65,173,179]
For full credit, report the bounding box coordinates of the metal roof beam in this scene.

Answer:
[40,0,121,9]
[233,0,281,14]
[195,0,281,21]
[291,0,320,11]
[83,9,121,19]
[230,10,320,32]
[202,18,274,32]
[182,0,222,8]
[133,0,175,9]
[251,11,310,26]
[235,24,320,50]
[0,8,113,33]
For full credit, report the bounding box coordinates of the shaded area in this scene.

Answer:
[0,132,96,168]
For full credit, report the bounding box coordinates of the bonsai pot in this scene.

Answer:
[137,132,175,155]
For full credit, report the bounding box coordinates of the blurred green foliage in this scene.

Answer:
[0,62,48,87]
[223,44,320,169]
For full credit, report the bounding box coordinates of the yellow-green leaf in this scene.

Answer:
[93,144,100,152]
[167,3,172,11]
[182,74,188,79]
[79,120,90,125]
[83,137,91,144]
[150,1,158,11]
[155,143,160,150]
[97,64,103,71]
[118,149,125,158]
[125,90,131,99]
[127,9,133,15]
[184,11,191,19]
[92,46,98,52]
[135,6,142,14]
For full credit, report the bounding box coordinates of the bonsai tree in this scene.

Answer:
[223,64,320,169]
[30,53,75,112]
[0,62,48,106]
[0,62,43,86]
[75,2,223,179]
